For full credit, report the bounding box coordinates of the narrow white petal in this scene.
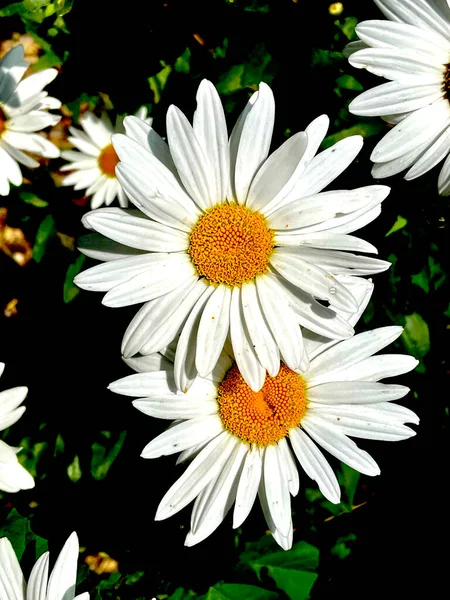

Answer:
[196,285,232,378]
[141,414,223,458]
[174,285,215,392]
[79,112,112,148]
[262,445,291,537]
[302,415,381,476]
[233,446,263,528]
[27,552,48,600]
[193,79,229,203]
[123,116,178,175]
[373,0,450,39]
[229,287,266,392]
[349,47,444,81]
[438,150,450,194]
[277,437,300,496]
[406,125,450,179]
[327,355,419,383]
[307,381,410,404]
[78,233,144,261]
[255,275,305,371]
[0,537,25,600]
[307,326,404,385]
[277,231,377,254]
[109,370,178,397]
[155,431,233,520]
[258,472,293,550]
[241,280,280,377]
[102,254,196,307]
[232,83,275,204]
[166,105,217,210]
[46,532,79,600]
[289,247,390,276]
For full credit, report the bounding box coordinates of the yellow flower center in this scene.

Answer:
[443,64,450,100]
[0,106,6,135]
[218,363,308,446]
[188,204,274,286]
[98,143,119,177]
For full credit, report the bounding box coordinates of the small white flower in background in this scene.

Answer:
[0,532,89,600]
[61,107,152,209]
[75,79,390,393]
[0,45,61,196]
[347,0,450,195]
[0,362,34,494]
[109,278,419,551]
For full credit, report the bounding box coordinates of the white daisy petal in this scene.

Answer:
[405,125,450,179]
[307,381,411,404]
[166,105,217,210]
[155,431,234,520]
[373,0,450,38]
[141,414,224,458]
[255,274,305,372]
[196,285,232,378]
[82,208,189,252]
[102,254,196,307]
[232,83,275,204]
[193,79,229,203]
[123,353,172,374]
[108,370,178,397]
[123,116,177,175]
[229,287,266,393]
[301,414,381,476]
[0,537,25,600]
[289,427,340,504]
[0,138,39,168]
[241,280,280,377]
[78,233,145,261]
[233,446,263,528]
[2,130,59,158]
[174,285,215,393]
[258,471,293,551]
[46,532,79,600]
[277,231,377,254]
[7,110,60,132]
[438,151,450,194]
[26,551,48,600]
[277,437,299,496]
[349,47,443,80]
[79,112,112,148]
[262,445,291,537]
[328,355,419,382]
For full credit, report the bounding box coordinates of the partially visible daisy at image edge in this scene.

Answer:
[0,531,89,599]
[0,45,61,196]
[109,277,419,551]
[0,362,35,494]
[347,0,450,194]
[74,78,390,393]
[60,107,152,208]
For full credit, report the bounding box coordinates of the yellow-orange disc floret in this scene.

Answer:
[0,106,6,135]
[218,363,308,446]
[188,204,274,286]
[443,64,450,100]
[98,143,119,178]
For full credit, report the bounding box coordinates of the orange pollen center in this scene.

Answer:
[443,64,450,100]
[98,144,119,177]
[188,204,274,286]
[0,106,6,135]
[218,363,308,446]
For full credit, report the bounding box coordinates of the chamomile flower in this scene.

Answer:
[75,80,390,392]
[61,107,152,208]
[347,0,450,194]
[0,45,61,196]
[110,280,418,550]
[0,362,34,493]
[0,532,89,600]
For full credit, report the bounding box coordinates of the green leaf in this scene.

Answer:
[148,63,172,104]
[0,508,48,561]
[335,74,363,91]
[335,16,358,40]
[91,430,127,480]
[175,48,191,74]
[67,454,82,482]
[19,190,48,208]
[66,92,99,122]
[216,65,246,95]
[32,214,56,263]
[242,43,275,88]
[386,215,408,237]
[322,122,384,148]
[330,533,357,560]
[203,583,277,600]
[311,48,344,68]
[168,589,198,600]
[337,463,360,507]
[246,542,319,600]
[402,313,430,359]
[411,267,429,294]
[64,254,86,303]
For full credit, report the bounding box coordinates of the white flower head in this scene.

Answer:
[347,0,450,194]
[75,79,390,392]
[61,107,152,209]
[0,531,89,600]
[0,45,61,196]
[110,283,419,551]
[0,362,34,493]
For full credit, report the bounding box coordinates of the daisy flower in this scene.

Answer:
[60,107,152,209]
[0,45,61,196]
[0,362,34,493]
[347,0,450,194]
[75,80,390,392]
[109,281,419,550]
[0,531,89,599]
